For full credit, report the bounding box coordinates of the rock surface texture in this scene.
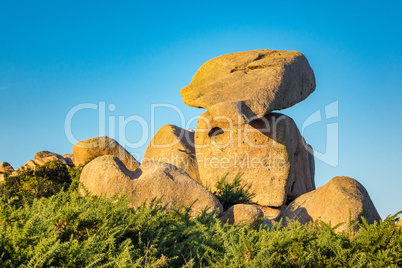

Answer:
[279,176,381,232]
[143,124,200,183]
[220,204,264,225]
[181,49,315,121]
[80,155,222,216]
[195,111,315,207]
[34,150,69,166]
[73,136,139,171]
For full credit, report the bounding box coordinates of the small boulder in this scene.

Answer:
[220,204,263,225]
[80,155,222,216]
[17,160,37,172]
[0,162,14,174]
[143,124,200,183]
[73,136,139,171]
[257,205,287,220]
[34,150,68,166]
[279,176,381,232]
[62,154,75,167]
[181,49,315,121]
[261,218,277,228]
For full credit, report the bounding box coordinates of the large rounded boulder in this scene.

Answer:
[80,155,222,216]
[279,176,381,232]
[195,111,315,207]
[181,49,315,121]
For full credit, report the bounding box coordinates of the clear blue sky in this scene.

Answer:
[1,0,401,218]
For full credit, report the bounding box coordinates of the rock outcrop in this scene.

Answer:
[220,204,263,225]
[181,49,315,121]
[0,162,14,174]
[73,136,139,171]
[143,124,200,183]
[80,155,222,216]
[34,150,69,166]
[18,160,37,172]
[195,111,315,207]
[0,49,384,231]
[279,176,381,232]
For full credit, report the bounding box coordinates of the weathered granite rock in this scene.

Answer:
[34,150,68,166]
[220,204,263,225]
[18,160,37,172]
[279,176,381,232]
[73,136,139,171]
[195,111,315,207]
[143,124,200,183]
[62,154,75,166]
[261,218,277,228]
[181,49,315,121]
[257,205,287,220]
[0,162,14,174]
[80,155,222,216]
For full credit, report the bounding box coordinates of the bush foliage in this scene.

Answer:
[214,173,255,211]
[0,161,74,208]
[0,164,401,267]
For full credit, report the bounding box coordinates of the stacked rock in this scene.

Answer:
[73,49,381,228]
[77,136,222,216]
[179,49,380,228]
[181,49,316,216]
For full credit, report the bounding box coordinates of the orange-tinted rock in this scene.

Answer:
[195,111,315,207]
[280,176,381,232]
[143,124,200,183]
[73,136,139,171]
[34,150,68,166]
[80,155,222,216]
[220,204,264,225]
[181,49,315,121]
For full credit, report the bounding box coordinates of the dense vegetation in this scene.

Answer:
[0,162,401,267]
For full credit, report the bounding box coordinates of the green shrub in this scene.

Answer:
[214,173,255,211]
[0,189,401,267]
[0,161,72,207]
[0,163,402,267]
[67,164,83,192]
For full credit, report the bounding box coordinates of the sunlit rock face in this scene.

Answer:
[143,124,200,183]
[181,49,315,121]
[195,111,315,207]
[280,176,381,232]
